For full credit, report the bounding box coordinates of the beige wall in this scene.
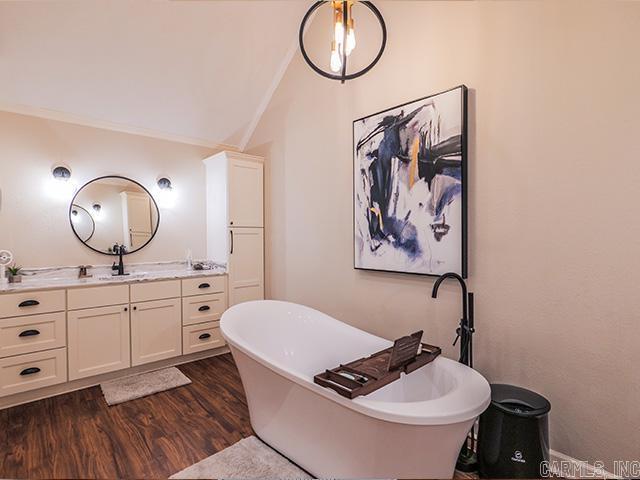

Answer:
[248,0,640,467]
[0,111,216,267]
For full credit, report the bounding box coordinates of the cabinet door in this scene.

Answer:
[68,305,130,381]
[129,232,152,250]
[125,193,152,233]
[131,298,181,366]
[228,158,263,227]
[229,228,264,306]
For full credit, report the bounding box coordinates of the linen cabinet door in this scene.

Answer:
[228,158,263,227]
[68,305,131,381]
[228,227,264,306]
[131,298,181,366]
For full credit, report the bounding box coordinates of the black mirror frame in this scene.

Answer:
[68,175,161,256]
[70,203,96,243]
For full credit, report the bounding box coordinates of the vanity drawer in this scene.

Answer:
[0,290,65,319]
[68,285,129,311]
[0,347,67,398]
[0,312,66,358]
[182,321,225,355]
[182,276,226,297]
[182,293,227,326]
[131,280,181,303]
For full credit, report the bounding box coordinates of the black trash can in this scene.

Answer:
[478,384,551,479]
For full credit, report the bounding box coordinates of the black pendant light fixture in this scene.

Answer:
[299,1,387,83]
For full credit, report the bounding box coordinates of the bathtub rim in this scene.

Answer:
[221,300,491,426]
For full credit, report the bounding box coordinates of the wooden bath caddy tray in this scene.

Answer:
[314,330,441,399]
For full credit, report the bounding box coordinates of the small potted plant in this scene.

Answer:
[7,264,22,283]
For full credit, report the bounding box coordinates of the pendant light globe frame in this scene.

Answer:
[299,1,387,83]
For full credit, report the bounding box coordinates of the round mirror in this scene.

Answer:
[70,204,95,242]
[69,176,160,255]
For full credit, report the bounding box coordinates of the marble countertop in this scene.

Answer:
[0,260,227,293]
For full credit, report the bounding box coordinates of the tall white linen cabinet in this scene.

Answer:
[203,151,265,306]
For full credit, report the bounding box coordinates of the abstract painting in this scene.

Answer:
[353,85,468,277]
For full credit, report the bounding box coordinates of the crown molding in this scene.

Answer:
[0,101,240,151]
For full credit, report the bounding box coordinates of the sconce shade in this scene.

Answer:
[52,165,71,180]
[157,177,172,190]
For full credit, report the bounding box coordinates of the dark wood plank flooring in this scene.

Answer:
[1,352,477,479]
[0,354,253,479]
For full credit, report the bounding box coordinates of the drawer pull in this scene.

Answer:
[19,329,41,337]
[18,300,40,308]
[199,333,212,340]
[198,305,211,312]
[20,367,41,376]
[198,283,210,289]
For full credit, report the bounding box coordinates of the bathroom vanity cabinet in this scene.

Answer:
[130,280,182,366]
[0,273,228,408]
[204,151,265,306]
[68,304,130,380]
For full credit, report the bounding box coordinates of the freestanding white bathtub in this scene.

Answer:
[221,300,490,479]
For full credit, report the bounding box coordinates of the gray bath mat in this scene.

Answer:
[170,436,312,479]
[100,367,191,405]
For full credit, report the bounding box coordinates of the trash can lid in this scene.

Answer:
[490,384,551,418]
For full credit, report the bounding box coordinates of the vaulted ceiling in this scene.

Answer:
[0,1,309,149]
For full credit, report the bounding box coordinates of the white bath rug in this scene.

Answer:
[170,436,312,480]
[100,367,191,406]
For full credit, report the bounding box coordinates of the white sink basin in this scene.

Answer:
[96,272,149,281]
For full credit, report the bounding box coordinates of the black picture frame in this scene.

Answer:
[69,175,161,256]
[352,85,468,278]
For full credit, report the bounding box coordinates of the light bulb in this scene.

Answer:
[330,42,342,72]
[346,20,356,56]
[333,1,345,55]
[334,20,345,45]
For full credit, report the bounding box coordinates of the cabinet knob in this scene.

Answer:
[133,306,137,311]
[124,307,128,312]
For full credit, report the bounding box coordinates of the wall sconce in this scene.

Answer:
[52,165,72,181]
[92,203,103,220]
[155,176,176,208]
[157,177,172,191]
[46,164,76,201]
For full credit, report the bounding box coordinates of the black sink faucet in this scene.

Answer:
[112,244,127,276]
